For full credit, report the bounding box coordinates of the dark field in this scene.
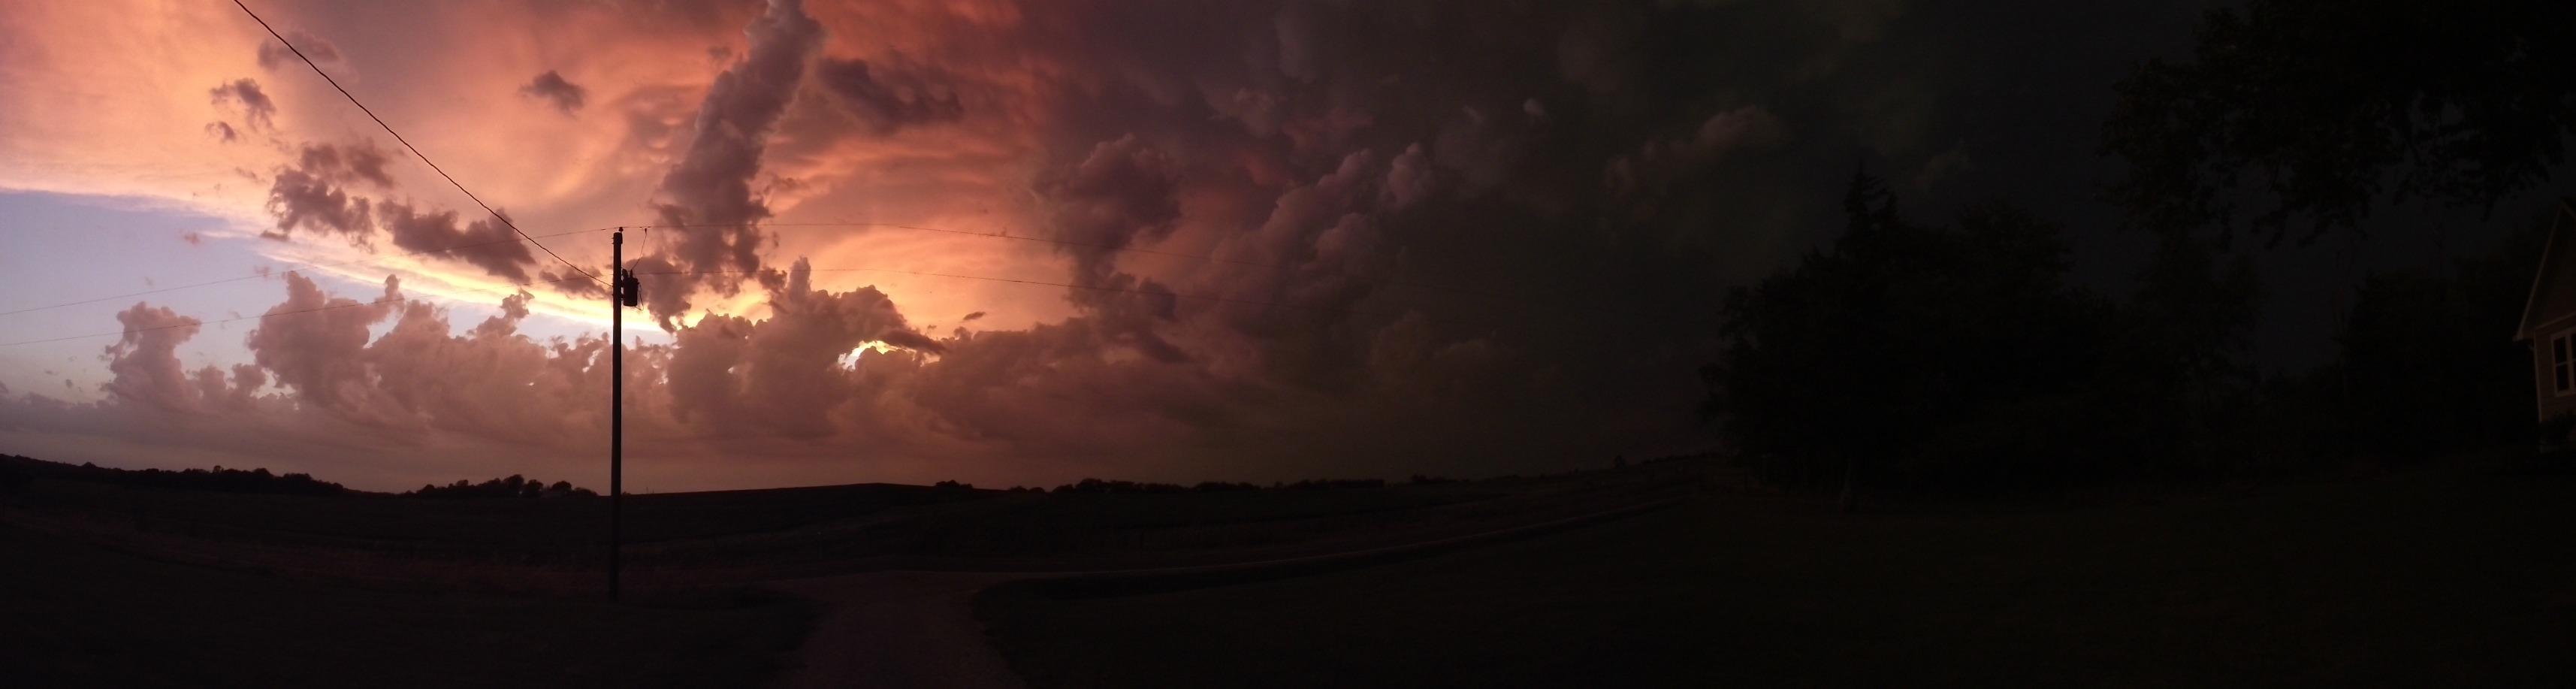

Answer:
[0,457,1690,686]
[0,527,812,689]
[0,457,1684,594]
[978,458,2576,687]
[11,453,2571,687]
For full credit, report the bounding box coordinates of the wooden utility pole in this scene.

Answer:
[609,229,636,601]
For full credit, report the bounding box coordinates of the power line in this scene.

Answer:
[0,227,615,317]
[5,261,1456,349]
[230,0,601,287]
[630,265,1543,324]
[634,222,1530,301]
[636,267,1288,308]
[3,258,1566,349]
[0,274,598,348]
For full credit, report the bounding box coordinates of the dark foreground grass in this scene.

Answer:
[979,462,2576,687]
[0,526,814,688]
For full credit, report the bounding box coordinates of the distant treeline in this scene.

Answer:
[0,454,603,500]
[0,455,349,496]
[2,451,1704,501]
[1037,477,1390,494]
[1705,171,2543,503]
[403,475,597,500]
[951,455,1715,495]
[1010,475,1519,494]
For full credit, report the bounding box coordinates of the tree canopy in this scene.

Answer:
[2103,0,2576,246]
[1705,173,2158,497]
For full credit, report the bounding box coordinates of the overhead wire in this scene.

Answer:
[229,0,602,287]
[0,227,616,317]
[2,255,1562,348]
[0,273,600,348]
[633,222,1532,301]
[626,265,1560,326]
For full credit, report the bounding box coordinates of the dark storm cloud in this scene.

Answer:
[264,170,372,237]
[907,0,2137,475]
[642,0,823,328]
[255,29,343,71]
[814,58,964,134]
[520,70,588,113]
[250,137,564,286]
[1038,134,1182,293]
[376,202,539,283]
[11,0,2244,488]
[294,141,395,189]
[1027,134,1198,361]
[209,78,276,131]
[262,142,395,238]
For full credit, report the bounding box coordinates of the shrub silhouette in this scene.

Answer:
[404,476,596,499]
[1,455,349,496]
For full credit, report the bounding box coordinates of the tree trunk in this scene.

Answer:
[1838,455,1859,513]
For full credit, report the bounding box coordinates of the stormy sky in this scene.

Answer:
[0,0,2510,491]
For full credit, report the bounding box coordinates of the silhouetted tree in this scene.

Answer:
[406,476,595,499]
[1706,172,2126,504]
[2338,216,2547,457]
[2122,229,2262,478]
[2103,0,2576,246]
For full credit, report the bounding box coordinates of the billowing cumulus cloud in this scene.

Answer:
[1,0,2204,490]
[101,304,206,412]
[520,70,587,114]
[641,0,824,328]
[666,259,941,438]
[243,272,403,419]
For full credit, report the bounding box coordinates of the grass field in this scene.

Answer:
[977,458,2576,687]
[0,458,1687,686]
[0,458,1681,591]
[0,525,813,689]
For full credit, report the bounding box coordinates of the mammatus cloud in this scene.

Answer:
[520,70,587,114]
[814,58,963,135]
[1040,134,1182,293]
[1604,105,1790,218]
